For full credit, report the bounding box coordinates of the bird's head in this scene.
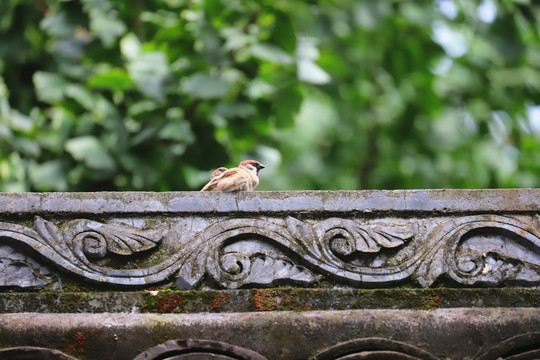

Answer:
[239,160,265,174]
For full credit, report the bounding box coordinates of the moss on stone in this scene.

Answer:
[249,288,313,312]
[2,287,539,313]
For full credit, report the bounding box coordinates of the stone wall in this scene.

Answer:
[0,190,538,359]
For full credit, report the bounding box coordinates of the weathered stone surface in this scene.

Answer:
[0,189,539,214]
[0,309,538,359]
[0,190,538,359]
[0,244,51,288]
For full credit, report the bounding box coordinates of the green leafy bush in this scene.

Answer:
[1,0,539,191]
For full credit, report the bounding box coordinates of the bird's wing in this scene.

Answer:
[201,168,253,191]
[200,179,217,191]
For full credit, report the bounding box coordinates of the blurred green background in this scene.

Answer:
[1,0,539,191]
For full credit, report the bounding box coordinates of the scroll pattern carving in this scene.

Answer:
[175,217,420,289]
[0,217,165,286]
[419,215,540,287]
[177,218,323,289]
[0,214,538,288]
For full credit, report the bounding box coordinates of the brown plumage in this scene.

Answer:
[201,160,265,191]
[210,167,228,179]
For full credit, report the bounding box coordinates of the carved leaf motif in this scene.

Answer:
[220,253,321,288]
[285,216,322,258]
[65,220,163,258]
[34,216,75,261]
[175,247,208,290]
[96,225,160,255]
[316,218,416,256]
[273,257,319,282]
[286,216,315,243]
[256,255,319,285]
[355,225,415,253]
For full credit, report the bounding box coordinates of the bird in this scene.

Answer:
[201,160,265,191]
[210,167,228,179]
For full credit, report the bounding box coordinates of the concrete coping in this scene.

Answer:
[0,189,539,214]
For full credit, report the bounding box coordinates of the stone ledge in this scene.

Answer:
[0,308,538,359]
[0,189,539,214]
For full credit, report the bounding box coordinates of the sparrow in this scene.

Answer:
[200,160,265,191]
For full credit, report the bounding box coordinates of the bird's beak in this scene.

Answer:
[257,164,266,170]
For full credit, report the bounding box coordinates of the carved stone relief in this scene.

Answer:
[476,332,540,360]
[0,346,77,360]
[0,244,51,288]
[4,334,537,360]
[133,339,269,360]
[310,337,439,360]
[0,213,538,289]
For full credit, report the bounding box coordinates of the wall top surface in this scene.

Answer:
[0,189,539,214]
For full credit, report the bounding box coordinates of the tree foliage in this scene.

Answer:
[1,0,539,191]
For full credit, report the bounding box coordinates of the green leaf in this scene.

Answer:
[12,137,40,157]
[128,100,160,117]
[8,109,33,132]
[222,27,253,51]
[270,13,296,53]
[29,160,68,191]
[65,136,116,171]
[131,126,161,146]
[0,75,7,98]
[0,0,14,30]
[88,7,126,47]
[213,102,256,119]
[88,68,135,91]
[65,85,96,110]
[203,0,222,18]
[120,33,141,60]
[296,37,331,84]
[0,124,12,140]
[40,11,74,38]
[180,73,230,99]
[272,84,303,127]
[33,72,68,103]
[298,59,331,84]
[245,79,275,99]
[251,43,294,64]
[158,121,195,143]
[127,52,170,99]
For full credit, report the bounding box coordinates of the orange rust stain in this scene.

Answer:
[209,294,228,311]
[156,293,184,312]
[66,331,87,354]
[252,289,279,311]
